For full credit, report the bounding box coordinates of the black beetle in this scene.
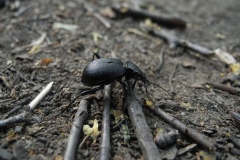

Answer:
[60,51,170,113]
[80,52,149,96]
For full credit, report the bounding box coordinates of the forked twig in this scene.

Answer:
[125,81,162,160]
[150,29,214,55]
[147,106,215,151]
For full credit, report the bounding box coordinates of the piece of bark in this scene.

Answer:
[125,81,161,160]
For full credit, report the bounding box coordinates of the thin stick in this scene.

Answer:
[125,81,162,160]
[83,2,111,29]
[148,106,215,151]
[154,46,166,72]
[93,12,111,29]
[64,100,89,160]
[28,81,53,110]
[99,84,112,160]
[208,82,240,95]
[150,29,214,55]
[112,5,186,29]
[169,64,178,93]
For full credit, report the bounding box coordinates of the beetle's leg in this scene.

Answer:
[92,49,101,61]
[117,79,127,96]
[131,72,139,89]
[80,85,104,96]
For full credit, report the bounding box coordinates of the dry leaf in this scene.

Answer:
[112,110,124,123]
[30,32,46,46]
[214,49,236,65]
[38,58,53,66]
[199,150,216,160]
[92,32,102,42]
[83,119,101,143]
[5,130,18,141]
[145,99,153,107]
[28,45,41,54]
[229,63,240,75]
[54,155,63,160]
[100,7,116,18]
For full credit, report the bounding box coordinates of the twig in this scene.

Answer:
[79,133,91,149]
[147,106,215,151]
[93,12,111,29]
[99,84,112,160]
[28,81,53,110]
[64,100,89,160]
[150,29,214,55]
[0,82,53,128]
[84,3,111,29]
[154,46,166,72]
[0,112,26,127]
[169,64,178,93]
[208,82,240,95]
[128,28,161,45]
[112,5,186,29]
[0,75,12,89]
[231,112,240,126]
[125,81,162,160]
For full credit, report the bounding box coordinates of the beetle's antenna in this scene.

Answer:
[147,80,174,97]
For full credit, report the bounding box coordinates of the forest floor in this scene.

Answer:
[0,0,240,160]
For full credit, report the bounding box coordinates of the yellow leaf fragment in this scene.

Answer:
[92,32,102,42]
[91,119,101,143]
[112,109,124,124]
[83,125,93,136]
[83,119,101,143]
[199,150,216,160]
[145,99,153,107]
[229,63,240,75]
[28,45,41,54]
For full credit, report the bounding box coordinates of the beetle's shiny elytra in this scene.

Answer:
[80,53,148,96]
[81,58,125,86]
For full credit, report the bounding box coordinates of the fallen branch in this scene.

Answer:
[99,84,112,160]
[208,82,240,95]
[150,29,214,55]
[147,106,215,151]
[125,81,161,160]
[112,5,186,29]
[64,100,89,160]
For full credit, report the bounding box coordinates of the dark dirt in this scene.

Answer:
[0,0,240,160]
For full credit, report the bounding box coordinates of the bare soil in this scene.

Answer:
[0,0,240,160]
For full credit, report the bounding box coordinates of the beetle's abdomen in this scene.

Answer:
[81,58,125,86]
